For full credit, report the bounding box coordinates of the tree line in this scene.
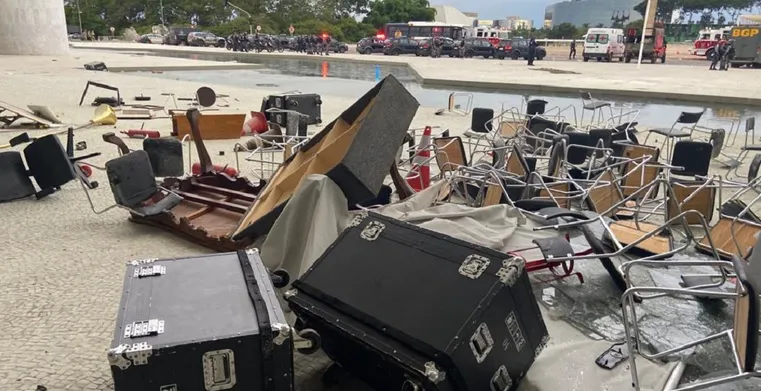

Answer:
[63,0,435,42]
[64,0,761,43]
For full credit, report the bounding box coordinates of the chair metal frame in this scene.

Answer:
[620,248,761,390]
[580,91,614,128]
[644,110,706,162]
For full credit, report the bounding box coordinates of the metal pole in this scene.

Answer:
[76,0,83,35]
[227,1,253,34]
[636,0,652,68]
[160,0,165,26]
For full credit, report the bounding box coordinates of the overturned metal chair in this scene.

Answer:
[620,239,761,390]
[0,131,99,202]
[83,149,183,216]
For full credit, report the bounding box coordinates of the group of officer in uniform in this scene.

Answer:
[294,35,333,55]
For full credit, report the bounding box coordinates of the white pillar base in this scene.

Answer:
[0,0,69,55]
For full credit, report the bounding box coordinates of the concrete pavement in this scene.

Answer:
[71,41,761,107]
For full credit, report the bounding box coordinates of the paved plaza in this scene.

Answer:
[0,45,759,390]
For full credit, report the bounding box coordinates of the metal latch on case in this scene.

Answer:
[133,264,166,278]
[124,319,165,338]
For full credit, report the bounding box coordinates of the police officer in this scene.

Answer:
[720,39,735,71]
[527,37,538,66]
[710,39,725,70]
[316,34,324,55]
[459,39,466,58]
[324,34,332,56]
[431,37,440,58]
[569,38,576,60]
[240,32,249,52]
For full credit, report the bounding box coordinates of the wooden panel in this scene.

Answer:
[538,182,572,209]
[506,152,527,177]
[611,221,672,255]
[587,171,622,216]
[621,144,661,197]
[666,181,716,225]
[483,183,503,206]
[434,137,467,173]
[172,112,246,140]
[697,217,761,259]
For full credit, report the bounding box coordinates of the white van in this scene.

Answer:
[583,28,625,62]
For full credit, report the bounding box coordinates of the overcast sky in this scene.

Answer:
[429,0,555,25]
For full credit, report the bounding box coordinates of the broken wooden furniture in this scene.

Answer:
[171,111,246,140]
[620,252,760,391]
[0,132,99,202]
[127,109,266,251]
[0,100,63,129]
[606,220,673,257]
[232,75,420,242]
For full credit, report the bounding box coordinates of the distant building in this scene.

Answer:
[504,16,533,30]
[433,5,477,26]
[545,0,642,28]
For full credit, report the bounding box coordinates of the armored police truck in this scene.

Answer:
[729,16,761,68]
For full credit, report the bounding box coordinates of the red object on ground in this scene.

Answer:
[121,130,160,139]
[241,112,269,136]
[191,162,238,177]
[78,164,93,177]
[405,126,432,192]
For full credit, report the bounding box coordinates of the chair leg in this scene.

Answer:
[660,136,670,162]
[731,150,749,179]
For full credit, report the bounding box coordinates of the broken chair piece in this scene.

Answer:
[0,101,60,129]
[126,108,265,251]
[0,134,98,202]
[79,81,122,107]
[100,150,182,216]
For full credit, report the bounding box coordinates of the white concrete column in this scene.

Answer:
[0,0,69,55]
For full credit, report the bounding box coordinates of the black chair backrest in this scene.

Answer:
[580,91,593,101]
[676,111,704,125]
[526,99,548,116]
[105,150,158,208]
[566,132,593,165]
[24,134,76,190]
[471,107,494,133]
[749,154,761,183]
[548,136,567,176]
[671,140,712,177]
[747,117,756,133]
[709,128,725,159]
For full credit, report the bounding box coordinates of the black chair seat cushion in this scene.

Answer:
[0,151,35,202]
[649,128,690,138]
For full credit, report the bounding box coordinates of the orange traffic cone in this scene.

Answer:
[406,126,432,191]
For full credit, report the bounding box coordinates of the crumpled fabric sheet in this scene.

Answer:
[261,175,554,279]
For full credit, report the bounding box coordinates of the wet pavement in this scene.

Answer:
[139,55,761,131]
[534,214,761,389]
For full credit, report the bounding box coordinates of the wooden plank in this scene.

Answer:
[610,221,672,255]
[173,190,248,214]
[190,182,257,203]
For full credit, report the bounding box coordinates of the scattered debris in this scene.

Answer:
[79,81,122,107]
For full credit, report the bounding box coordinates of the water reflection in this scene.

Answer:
[143,53,761,129]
